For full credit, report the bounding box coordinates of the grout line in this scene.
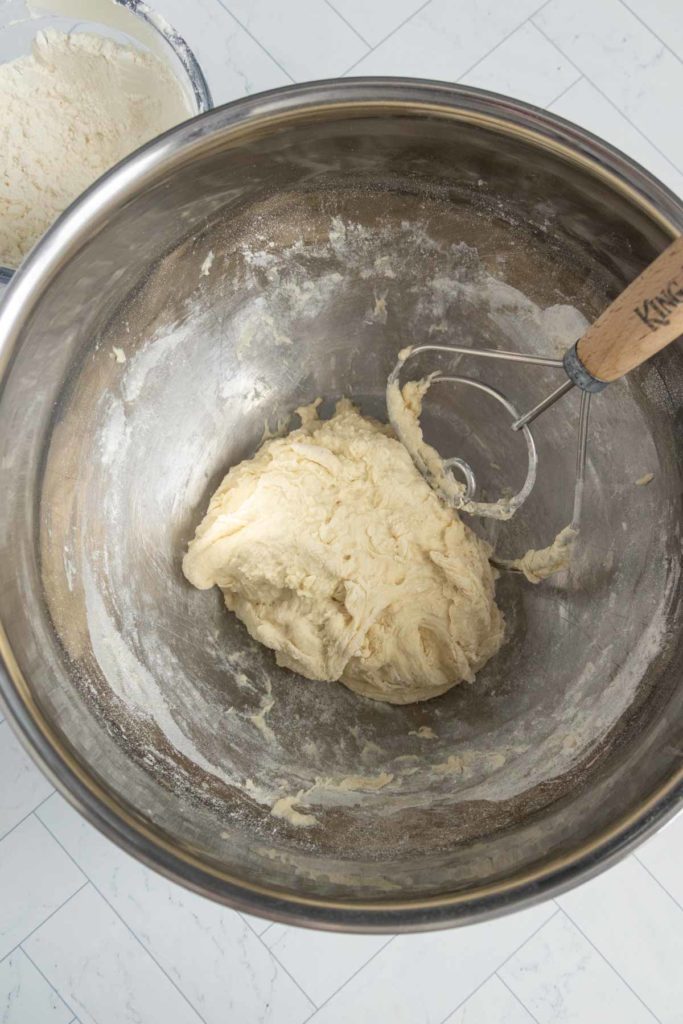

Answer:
[0,792,55,844]
[618,0,683,70]
[343,0,555,80]
[434,969,500,1024]
[0,882,87,977]
[486,902,559,973]
[634,853,683,915]
[300,934,397,1020]
[532,17,683,177]
[543,72,584,110]
[496,971,543,1023]
[454,1,557,86]
[249,930,317,1011]
[324,0,372,48]
[4,879,90,961]
[34,817,210,1024]
[342,0,433,75]
[20,944,79,1022]
[238,911,273,940]
[215,0,296,83]
[233,913,315,1010]
[434,905,560,1024]
[558,904,663,1023]
[525,0,555,19]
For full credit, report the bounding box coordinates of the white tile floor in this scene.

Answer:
[2,0,682,1020]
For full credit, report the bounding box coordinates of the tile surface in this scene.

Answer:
[0,949,73,1024]
[348,0,545,79]
[443,975,536,1023]
[24,886,205,1024]
[38,795,314,1024]
[535,0,683,166]
[224,0,368,79]
[500,911,657,1023]
[0,816,85,961]
[0,720,53,839]
[460,21,580,107]
[307,902,556,1022]
[149,0,290,103]
[637,811,683,908]
[263,924,392,1006]
[242,912,276,937]
[327,0,427,47]
[622,0,683,61]
[548,76,683,196]
[558,856,683,1023]
[2,1,683,1021]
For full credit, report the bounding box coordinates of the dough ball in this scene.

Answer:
[183,400,504,704]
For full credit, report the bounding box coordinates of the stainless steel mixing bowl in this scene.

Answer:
[0,80,681,932]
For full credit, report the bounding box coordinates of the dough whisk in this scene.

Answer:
[388,236,683,526]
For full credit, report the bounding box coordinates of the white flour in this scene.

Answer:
[0,29,192,267]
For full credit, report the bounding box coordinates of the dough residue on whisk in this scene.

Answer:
[387,363,576,582]
[183,399,504,705]
[495,526,576,583]
[386,366,516,521]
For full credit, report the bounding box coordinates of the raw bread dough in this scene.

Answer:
[183,400,504,704]
[496,526,576,583]
[271,794,318,828]
[387,370,466,509]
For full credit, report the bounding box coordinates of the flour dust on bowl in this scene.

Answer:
[0,81,681,931]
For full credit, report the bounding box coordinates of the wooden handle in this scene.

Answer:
[576,235,683,383]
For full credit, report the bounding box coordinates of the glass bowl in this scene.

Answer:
[0,0,212,278]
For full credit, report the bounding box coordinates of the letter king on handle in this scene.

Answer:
[575,235,683,383]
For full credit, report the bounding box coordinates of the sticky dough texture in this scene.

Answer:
[183,400,504,704]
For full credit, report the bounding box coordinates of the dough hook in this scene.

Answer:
[388,235,683,523]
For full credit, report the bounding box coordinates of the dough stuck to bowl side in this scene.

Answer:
[183,398,504,704]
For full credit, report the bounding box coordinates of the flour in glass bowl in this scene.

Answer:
[0,28,193,268]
